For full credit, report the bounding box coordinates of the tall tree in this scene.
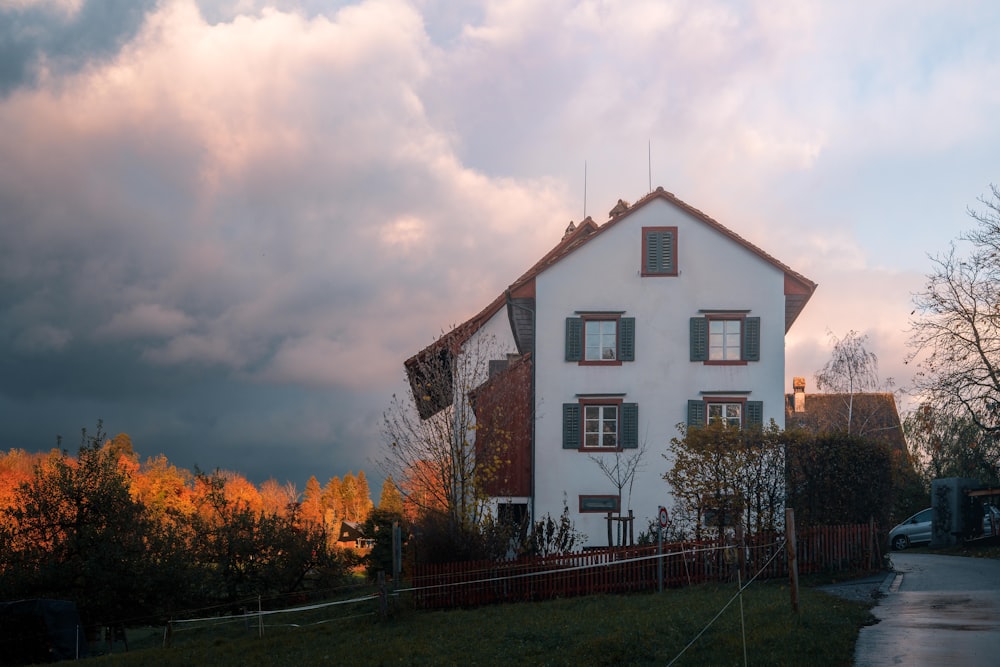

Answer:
[815,330,893,435]
[355,470,374,521]
[341,473,360,522]
[908,185,1000,450]
[322,476,344,529]
[380,333,513,532]
[904,404,1000,486]
[378,476,405,515]
[260,478,295,516]
[301,475,324,527]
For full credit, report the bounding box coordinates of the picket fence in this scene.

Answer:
[408,523,881,610]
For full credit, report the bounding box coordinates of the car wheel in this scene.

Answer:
[891,535,908,551]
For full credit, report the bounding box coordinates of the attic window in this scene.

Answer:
[642,227,678,276]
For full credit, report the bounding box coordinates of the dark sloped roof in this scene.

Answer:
[785,392,907,455]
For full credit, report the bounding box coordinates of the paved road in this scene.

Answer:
[853,552,1000,666]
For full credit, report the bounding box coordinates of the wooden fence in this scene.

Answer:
[408,522,881,610]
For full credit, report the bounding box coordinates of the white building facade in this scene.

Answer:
[406,188,816,547]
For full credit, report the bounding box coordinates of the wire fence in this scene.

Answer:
[405,522,881,609]
[59,521,880,658]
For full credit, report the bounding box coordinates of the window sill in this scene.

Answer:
[578,360,624,367]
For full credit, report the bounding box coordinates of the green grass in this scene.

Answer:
[88,579,874,667]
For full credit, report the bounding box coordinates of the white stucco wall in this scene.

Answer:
[532,198,789,546]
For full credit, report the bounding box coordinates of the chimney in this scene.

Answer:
[562,220,576,240]
[793,377,806,413]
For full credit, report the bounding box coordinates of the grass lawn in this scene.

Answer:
[89,578,875,667]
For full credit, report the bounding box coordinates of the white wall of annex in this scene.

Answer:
[532,198,790,545]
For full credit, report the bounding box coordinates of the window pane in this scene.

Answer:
[582,404,618,447]
[709,319,741,360]
[585,320,617,361]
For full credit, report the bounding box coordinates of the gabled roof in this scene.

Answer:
[337,520,366,542]
[406,187,817,388]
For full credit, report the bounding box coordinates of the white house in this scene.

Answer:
[405,187,816,546]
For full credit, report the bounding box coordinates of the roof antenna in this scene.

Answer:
[648,140,652,193]
[583,160,587,220]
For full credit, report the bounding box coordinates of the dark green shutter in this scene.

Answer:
[565,317,582,361]
[621,403,638,448]
[562,403,581,449]
[645,230,662,273]
[661,231,674,273]
[744,317,760,361]
[618,317,635,361]
[746,401,763,427]
[645,230,675,274]
[687,400,705,428]
[690,317,707,361]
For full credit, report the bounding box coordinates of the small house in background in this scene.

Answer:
[784,377,907,456]
[337,520,374,550]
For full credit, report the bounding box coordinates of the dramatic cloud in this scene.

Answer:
[2,0,999,490]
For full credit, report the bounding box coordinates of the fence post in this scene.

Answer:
[657,523,663,593]
[258,596,264,638]
[785,508,799,613]
[735,516,745,581]
[392,520,401,589]
[377,571,388,621]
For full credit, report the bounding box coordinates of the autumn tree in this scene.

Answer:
[664,420,785,538]
[378,476,405,515]
[354,470,373,520]
[0,423,157,623]
[188,470,348,603]
[131,453,194,527]
[322,476,344,531]
[301,475,324,527]
[260,478,297,517]
[908,186,1000,471]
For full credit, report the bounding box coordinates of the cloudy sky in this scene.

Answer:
[2,0,998,494]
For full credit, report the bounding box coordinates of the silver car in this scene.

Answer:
[982,503,1000,537]
[889,508,933,550]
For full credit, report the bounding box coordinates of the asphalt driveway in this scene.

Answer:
[852,552,1000,666]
